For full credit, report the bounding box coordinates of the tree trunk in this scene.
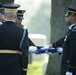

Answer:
[45,0,76,75]
[0,0,14,3]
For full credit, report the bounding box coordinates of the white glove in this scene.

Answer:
[66,71,73,75]
[40,45,50,50]
[56,47,63,53]
[29,46,37,53]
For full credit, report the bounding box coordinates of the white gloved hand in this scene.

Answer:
[29,46,37,53]
[40,45,50,50]
[66,71,73,75]
[56,47,63,53]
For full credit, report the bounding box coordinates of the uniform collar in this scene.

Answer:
[5,20,15,23]
[0,22,2,25]
[69,23,76,30]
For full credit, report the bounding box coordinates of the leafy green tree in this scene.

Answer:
[45,0,76,75]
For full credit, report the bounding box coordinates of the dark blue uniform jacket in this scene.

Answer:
[0,21,29,75]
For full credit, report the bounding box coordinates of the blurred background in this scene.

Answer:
[14,0,51,75]
[14,0,51,44]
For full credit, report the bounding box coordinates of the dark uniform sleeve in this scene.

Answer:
[52,37,65,48]
[68,30,76,72]
[20,29,29,75]
[28,38,35,46]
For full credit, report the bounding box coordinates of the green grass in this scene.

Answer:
[27,61,45,75]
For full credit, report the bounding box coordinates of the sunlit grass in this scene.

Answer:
[27,61,45,75]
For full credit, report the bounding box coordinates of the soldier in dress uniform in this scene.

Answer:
[16,9,35,63]
[16,10,25,28]
[42,7,76,75]
[16,9,35,46]
[0,3,29,75]
[61,7,76,75]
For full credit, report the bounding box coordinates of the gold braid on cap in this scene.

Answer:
[5,8,17,12]
[17,13,23,15]
[68,10,76,14]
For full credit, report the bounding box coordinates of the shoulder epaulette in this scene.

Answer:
[72,25,76,29]
[72,26,76,32]
[71,25,76,32]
